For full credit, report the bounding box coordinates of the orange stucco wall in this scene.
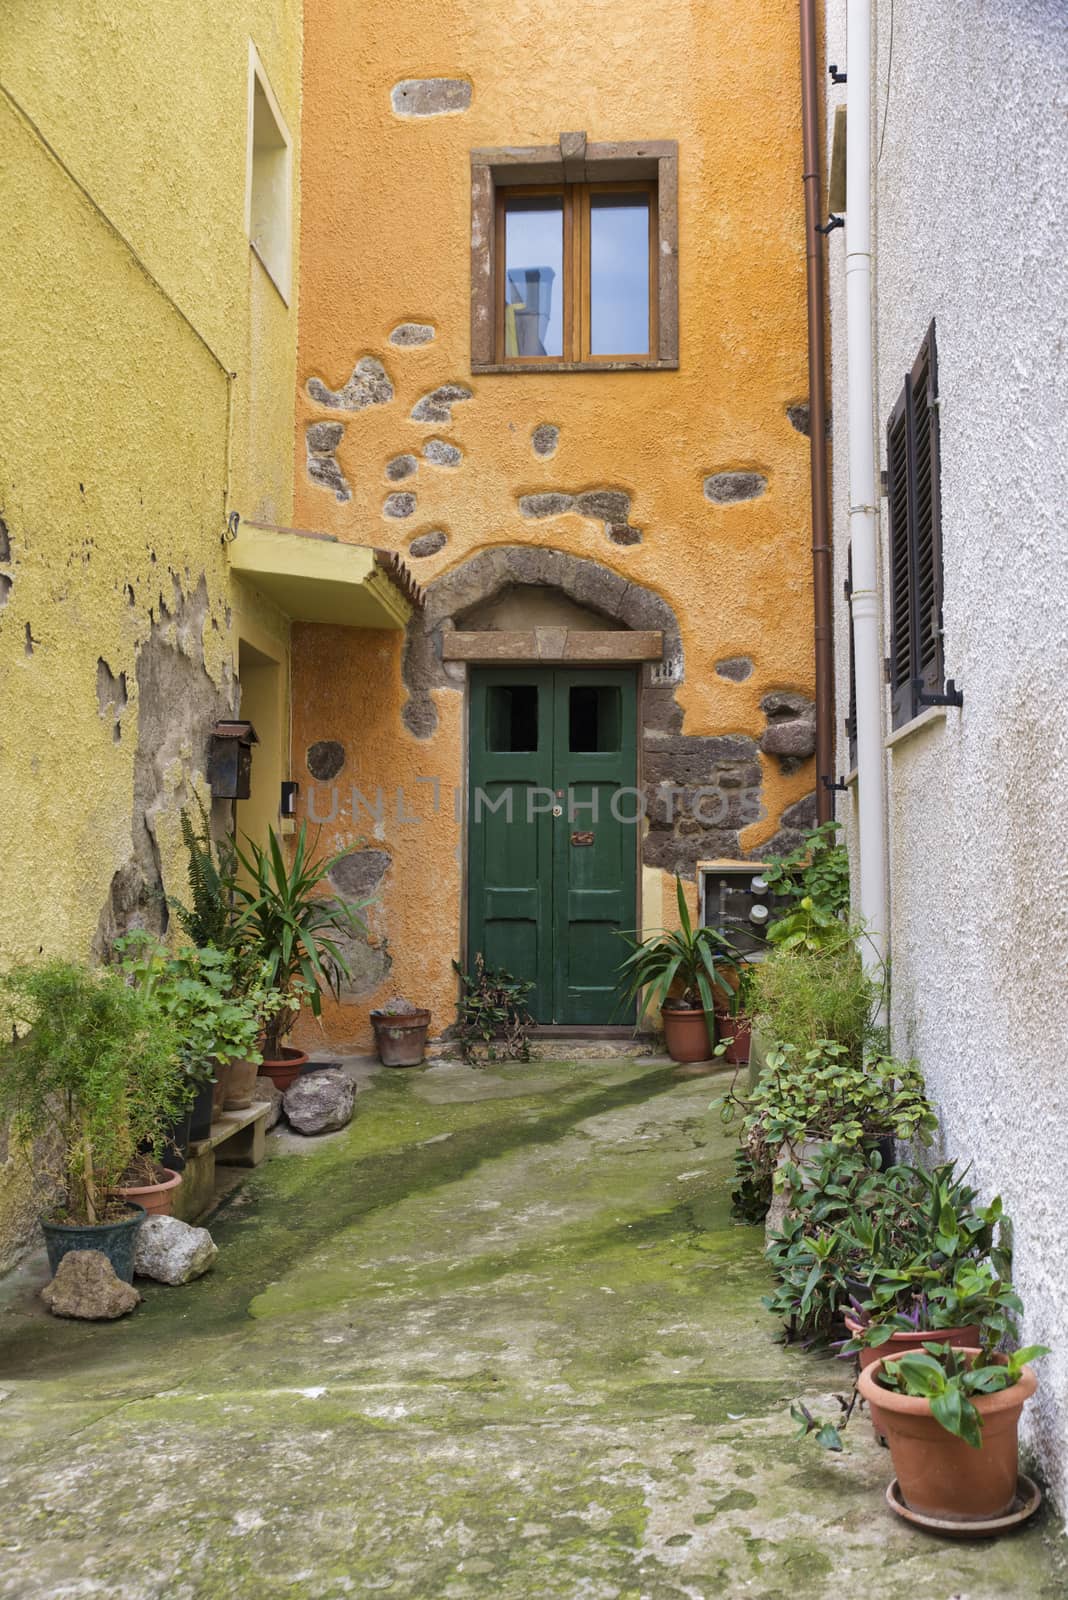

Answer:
[292,0,817,1050]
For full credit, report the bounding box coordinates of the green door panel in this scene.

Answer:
[468,666,638,1026]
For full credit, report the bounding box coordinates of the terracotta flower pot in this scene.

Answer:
[224,1056,259,1110]
[661,1005,714,1063]
[115,1167,183,1219]
[259,1047,308,1092]
[845,1314,981,1438]
[721,1015,752,1065]
[211,1060,232,1120]
[371,1011,430,1067]
[856,1350,1037,1522]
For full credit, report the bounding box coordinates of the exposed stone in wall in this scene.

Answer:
[96,657,127,742]
[757,790,817,859]
[0,517,9,560]
[409,530,448,558]
[305,422,351,503]
[329,848,390,901]
[386,454,418,482]
[759,689,817,774]
[335,931,393,1000]
[518,487,641,544]
[643,734,764,876]
[307,740,346,780]
[703,471,768,504]
[410,384,473,424]
[0,575,10,611]
[93,576,233,960]
[531,424,559,458]
[716,656,754,682]
[384,492,417,519]
[307,357,394,412]
[786,401,831,440]
[423,439,462,467]
[389,322,436,346]
[391,79,472,117]
[24,622,36,655]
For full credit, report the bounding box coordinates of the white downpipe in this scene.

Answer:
[846,0,888,966]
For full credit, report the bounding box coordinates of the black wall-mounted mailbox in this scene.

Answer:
[208,719,258,800]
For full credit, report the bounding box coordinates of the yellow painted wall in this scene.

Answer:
[292,0,817,1051]
[0,3,301,1266]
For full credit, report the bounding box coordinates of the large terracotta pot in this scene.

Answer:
[115,1167,183,1219]
[845,1314,981,1437]
[661,1005,714,1063]
[259,1047,308,1092]
[371,1011,430,1067]
[857,1350,1037,1522]
[211,1061,232,1120]
[224,1057,260,1110]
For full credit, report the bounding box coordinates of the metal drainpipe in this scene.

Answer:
[844,0,889,963]
[799,0,835,825]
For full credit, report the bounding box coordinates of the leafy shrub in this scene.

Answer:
[0,960,184,1224]
[453,956,534,1063]
[761,821,851,951]
[116,935,265,1090]
[747,937,883,1062]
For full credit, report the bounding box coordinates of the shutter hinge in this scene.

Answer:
[884,656,893,684]
[912,676,963,709]
[880,469,888,495]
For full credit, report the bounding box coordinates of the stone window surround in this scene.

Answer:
[470,135,679,374]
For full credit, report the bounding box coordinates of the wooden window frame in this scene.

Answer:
[471,136,678,374]
[886,321,946,731]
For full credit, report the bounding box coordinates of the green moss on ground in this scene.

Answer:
[0,1058,1064,1599]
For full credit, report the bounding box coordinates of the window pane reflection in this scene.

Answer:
[504,196,563,358]
[590,194,649,356]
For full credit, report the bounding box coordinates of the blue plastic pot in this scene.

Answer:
[40,1202,146,1284]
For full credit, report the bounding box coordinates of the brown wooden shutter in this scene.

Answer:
[886,320,944,729]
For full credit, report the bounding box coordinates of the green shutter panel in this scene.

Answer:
[887,383,916,728]
[911,322,944,701]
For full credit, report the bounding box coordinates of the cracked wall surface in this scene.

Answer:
[292,0,816,1049]
[0,8,300,1270]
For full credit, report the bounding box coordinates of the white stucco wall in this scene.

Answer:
[826,0,1068,1513]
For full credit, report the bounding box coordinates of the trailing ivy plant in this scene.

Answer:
[453,955,534,1063]
[760,821,851,951]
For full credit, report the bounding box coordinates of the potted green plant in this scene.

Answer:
[369,996,432,1067]
[452,957,534,1064]
[232,823,365,1090]
[856,1343,1045,1524]
[617,877,738,1062]
[0,959,185,1281]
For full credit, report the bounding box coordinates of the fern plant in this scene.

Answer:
[169,795,240,952]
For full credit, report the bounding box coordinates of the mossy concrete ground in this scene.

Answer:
[0,1058,1064,1599]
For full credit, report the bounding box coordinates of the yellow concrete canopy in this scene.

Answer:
[229,521,420,629]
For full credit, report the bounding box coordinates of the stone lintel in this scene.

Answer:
[442,630,663,664]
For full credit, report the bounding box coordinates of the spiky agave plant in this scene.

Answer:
[615,874,739,1027]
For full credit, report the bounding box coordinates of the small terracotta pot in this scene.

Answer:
[661,1006,714,1063]
[856,1350,1037,1522]
[224,1056,259,1110]
[721,1015,752,1065]
[259,1047,308,1092]
[845,1315,981,1438]
[211,1061,232,1120]
[371,1010,430,1067]
[115,1167,183,1219]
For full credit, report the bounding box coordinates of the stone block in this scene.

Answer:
[134,1216,217,1285]
[391,79,472,117]
[283,1069,356,1136]
[42,1251,140,1320]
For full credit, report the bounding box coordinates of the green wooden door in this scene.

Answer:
[468,667,638,1024]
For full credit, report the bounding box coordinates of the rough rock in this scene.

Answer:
[409,530,448,558]
[386,454,418,481]
[576,489,631,524]
[703,471,768,504]
[307,739,346,780]
[283,1069,356,1136]
[253,1076,283,1130]
[41,1251,141,1320]
[328,847,391,899]
[422,439,462,467]
[531,423,559,457]
[389,322,435,346]
[305,422,351,503]
[715,656,754,682]
[134,1216,218,1285]
[307,356,393,412]
[391,78,472,118]
[410,384,473,424]
[519,492,576,519]
[607,523,642,545]
[759,690,817,762]
[384,492,417,519]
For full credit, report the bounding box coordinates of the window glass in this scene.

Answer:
[589,193,649,355]
[504,197,564,358]
[487,685,539,752]
[569,686,621,752]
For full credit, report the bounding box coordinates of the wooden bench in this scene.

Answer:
[173,1101,272,1223]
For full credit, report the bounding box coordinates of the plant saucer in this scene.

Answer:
[886,1474,1041,1539]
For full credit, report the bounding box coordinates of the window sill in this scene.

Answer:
[472,358,678,375]
[884,704,947,751]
